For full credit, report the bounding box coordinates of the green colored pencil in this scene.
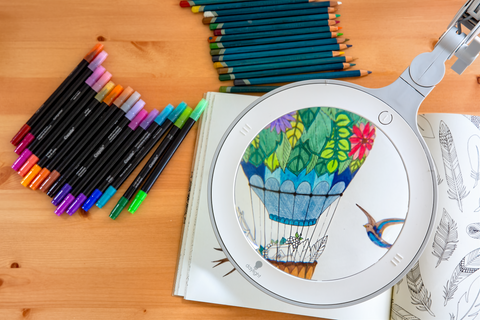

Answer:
[219,86,279,93]
[192,0,340,13]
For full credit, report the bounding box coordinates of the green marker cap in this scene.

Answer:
[174,107,193,129]
[109,196,129,220]
[189,99,208,121]
[128,190,148,214]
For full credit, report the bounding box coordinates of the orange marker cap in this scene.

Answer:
[29,168,51,190]
[21,164,41,187]
[84,43,104,63]
[103,85,124,106]
[113,87,134,107]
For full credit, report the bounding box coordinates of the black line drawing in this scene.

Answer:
[406,262,435,316]
[395,278,404,294]
[444,248,480,305]
[433,157,444,185]
[432,209,459,267]
[390,303,421,320]
[464,115,480,131]
[454,275,480,320]
[439,121,469,212]
[418,115,435,139]
[467,223,480,239]
[468,135,480,188]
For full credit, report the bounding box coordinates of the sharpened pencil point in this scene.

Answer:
[191,6,200,13]
[345,38,349,41]
[338,33,343,37]
[336,21,340,24]
[351,64,356,67]
[347,44,352,48]
[336,14,340,17]
[368,71,372,74]
[339,51,345,55]
[338,26,342,30]
[179,1,190,7]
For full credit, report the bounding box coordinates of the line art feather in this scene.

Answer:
[467,223,480,239]
[406,262,435,316]
[455,275,480,320]
[444,248,480,305]
[432,209,458,267]
[390,303,421,320]
[468,135,480,188]
[439,121,469,212]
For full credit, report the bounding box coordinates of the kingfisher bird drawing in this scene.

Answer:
[356,204,405,249]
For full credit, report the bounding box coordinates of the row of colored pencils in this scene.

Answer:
[180,0,371,93]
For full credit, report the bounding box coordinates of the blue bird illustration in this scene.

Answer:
[356,204,405,249]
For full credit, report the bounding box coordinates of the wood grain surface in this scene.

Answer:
[0,0,478,319]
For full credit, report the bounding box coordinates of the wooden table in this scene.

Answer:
[0,0,478,319]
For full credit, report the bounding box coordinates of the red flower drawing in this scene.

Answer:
[348,123,376,160]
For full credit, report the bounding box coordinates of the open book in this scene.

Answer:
[174,92,480,320]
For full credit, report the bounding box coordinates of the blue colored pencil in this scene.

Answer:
[234,70,372,86]
[219,63,354,81]
[181,0,252,7]
[211,38,345,55]
[210,13,339,30]
[219,86,279,93]
[192,0,338,12]
[213,51,344,68]
[204,2,340,17]
[213,20,338,35]
[203,7,335,24]
[212,44,350,62]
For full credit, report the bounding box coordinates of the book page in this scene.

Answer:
[392,114,480,320]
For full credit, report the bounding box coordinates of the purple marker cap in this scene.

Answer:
[128,109,148,130]
[85,66,106,87]
[125,99,145,120]
[54,194,75,216]
[66,194,87,215]
[12,149,32,171]
[14,133,35,155]
[91,71,112,92]
[88,50,108,71]
[140,109,160,130]
[52,184,72,206]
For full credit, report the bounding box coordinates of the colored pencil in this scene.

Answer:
[128,100,208,214]
[219,86,279,93]
[208,26,341,42]
[192,0,340,13]
[219,62,354,81]
[234,70,372,85]
[213,20,338,35]
[181,0,252,6]
[211,38,346,55]
[205,9,337,25]
[95,103,187,211]
[209,13,339,30]
[213,51,343,68]
[109,107,194,219]
[210,32,342,49]
[10,44,104,146]
[212,44,350,62]
[204,2,341,17]
[217,56,353,74]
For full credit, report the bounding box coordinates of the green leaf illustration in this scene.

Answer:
[301,110,332,154]
[298,108,319,131]
[242,144,252,162]
[314,158,329,177]
[338,158,352,174]
[321,107,338,121]
[251,135,260,149]
[249,144,266,167]
[276,132,292,171]
[335,113,351,127]
[259,128,282,157]
[286,114,304,148]
[338,127,350,138]
[265,152,280,172]
[287,140,311,175]
[320,149,334,159]
[327,159,338,173]
[306,154,318,174]
[338,139,350,151]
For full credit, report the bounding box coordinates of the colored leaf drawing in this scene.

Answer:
[320,107,337,121]
[306,154,318,174]
[301,110,331,153]
[242,144,251,162]
[287,140,311,175]
[259,128,281,158]
[251,135,259,149]
[338,158,351,174]
[350,157,365,172]
[248,144,266,167]
[335,113,351,127]
[297,108,319,131]
[314,158,329,177]
[286,114,304,148]
[276,132,291,171]
[264,153,279,172]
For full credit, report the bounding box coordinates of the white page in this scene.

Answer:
[392,114,480,320]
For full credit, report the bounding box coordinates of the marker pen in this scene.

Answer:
[96,103,187,211]
[109,106,194,219]
[11,44,104,146]
[128,100,207,214]
[47,90,142,199]
[36,86,133,192]
[13,69,111,175]
[19,82,119,187]
[14,51,108,154]
[55,109,149,216]
[82,106,174,212]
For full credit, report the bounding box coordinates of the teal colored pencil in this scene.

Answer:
[181,0,251,7]
[219,63,354,81]
[211,38,345,55]
[204,6,335,24]
[213,20,337,35]
[213,51,344,68]
[234,70,372,86]
[210,13,339,30]
[219,86,279,93]
[217,56,352,74]
[208,26,340,42]
[192,0,338,12]
[212,44,350,62]
[204,2,340,17]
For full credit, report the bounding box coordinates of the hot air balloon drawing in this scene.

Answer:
[236,107,376,280]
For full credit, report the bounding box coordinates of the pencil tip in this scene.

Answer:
[368,71,372,74]
[179,1,190,7]
[351,63,356,66]
[338,26,343,30]
[347,44,352,48]
[339,51,345,55]
[336,20,340,24]
[337,33,343,36]
[336,14,340,17]
[345,38,350,42]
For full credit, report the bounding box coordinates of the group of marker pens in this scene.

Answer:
[181,0,371,93]
[9,44,207,219]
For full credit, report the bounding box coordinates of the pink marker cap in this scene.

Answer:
[139,109,160,130]
[125,99,145,120]
[88,51,108,71]
[128,109,148,130]
[91,71,112,92]
[14,133,35,155]
[85,66,106,87]
[12,149,32,171]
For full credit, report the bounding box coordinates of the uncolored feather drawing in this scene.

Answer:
[432,209,458,267]
[444,248,480,306]
[464,115,480,130]
[395,278,404,294]
[418,115,435,139]
[439,121,469,212]
[455,275,480,320]
[467,223,480,239]
[390,303,420,320]
[468,135,480,188]
[433,157,443,185]
[406,262,435,316]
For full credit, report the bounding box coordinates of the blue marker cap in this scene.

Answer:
[153,104,174,126]
[96,185,117,209]
[52,184,72,206]
[167,102,187,122]
[82,189,103,211]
